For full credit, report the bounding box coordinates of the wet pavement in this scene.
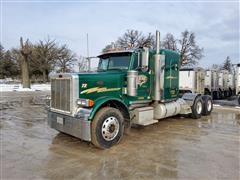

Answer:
[214,95,240,107]
[1,92,240,179]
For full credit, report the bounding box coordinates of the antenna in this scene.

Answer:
[156,31,160,54]
[86,33,90,71]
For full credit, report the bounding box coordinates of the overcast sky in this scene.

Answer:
[1,0,239,68]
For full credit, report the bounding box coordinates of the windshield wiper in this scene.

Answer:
[107,68,124,71]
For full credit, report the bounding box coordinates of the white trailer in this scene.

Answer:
[227,73,234,96]
[222,70,231,97]
[180,67,238,100]
[204,70,211,91]
[227,74,234,89]
[222,70,229,90]
[218,72,224,89]
[216,70,234,98]
[236,64,240,95]
[179,68,205,95]
[217,71,225,98]
[204,69,219,99]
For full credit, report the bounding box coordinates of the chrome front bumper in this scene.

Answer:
[48,111,91,141]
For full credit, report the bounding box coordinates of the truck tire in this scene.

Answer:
[218,90,223,99]
[191,96,203,119]
[91,107,124,149]
[213,91,218,100]
[201,95,213,116]
[224,91,228,98]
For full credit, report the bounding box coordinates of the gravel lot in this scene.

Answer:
[1,91,239,179]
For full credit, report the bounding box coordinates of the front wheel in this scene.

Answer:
[91,107,124,149]
[191,96,203,119]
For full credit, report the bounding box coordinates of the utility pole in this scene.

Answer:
[87,33,90,71]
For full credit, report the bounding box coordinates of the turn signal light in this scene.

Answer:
[88,99,94,107]
[76,99,94,107]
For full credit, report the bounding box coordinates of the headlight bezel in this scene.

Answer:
[76,99,94,107]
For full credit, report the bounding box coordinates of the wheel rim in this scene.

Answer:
[196,101,202,114]
[207,100,212,111]
[101,116,119,141]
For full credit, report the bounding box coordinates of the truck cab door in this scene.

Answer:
[131,52,151,100]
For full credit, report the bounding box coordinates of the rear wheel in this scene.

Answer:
[224,91,228,98]
[91,107,124,149]
[202,95,213,116]
[213,91,218,100]
[229,88,233,97]
[191,96,203,119]
[220,91,224,99]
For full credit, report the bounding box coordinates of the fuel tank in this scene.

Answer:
[154,99,182,119]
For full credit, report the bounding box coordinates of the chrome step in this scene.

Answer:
[132,107,157,126]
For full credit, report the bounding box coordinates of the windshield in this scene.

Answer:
[98,53,131,71]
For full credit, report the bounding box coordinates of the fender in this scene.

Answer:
[182,93,201,106]
[89,96,129,120]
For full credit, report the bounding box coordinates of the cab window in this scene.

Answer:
[98,53,131,71]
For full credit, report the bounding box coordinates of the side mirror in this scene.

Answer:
[139,47,149,71]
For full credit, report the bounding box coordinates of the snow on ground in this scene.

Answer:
[0,83,50,92]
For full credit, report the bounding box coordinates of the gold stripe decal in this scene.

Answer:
[80,87,121,94]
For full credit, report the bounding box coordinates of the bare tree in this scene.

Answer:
[20,37,32,88]
[102,30,203,67]
[31,38,78,80]
[162,33,177,51]
[117,30,142,49]
[55,45,76,73]
[162,31,203,67]
[137,33,155,48]
[1,38,80,81]
[178,30,203,67]
[78,55,88,72]
[31,38,58,82]
[103,29,155,52]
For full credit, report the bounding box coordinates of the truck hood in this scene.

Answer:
[77,70,126,100]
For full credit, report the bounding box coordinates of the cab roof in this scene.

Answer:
[97,50,134,58]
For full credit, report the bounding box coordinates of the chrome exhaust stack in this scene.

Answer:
[153,31,161,101]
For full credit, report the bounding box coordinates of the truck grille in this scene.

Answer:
[51,78,71,112]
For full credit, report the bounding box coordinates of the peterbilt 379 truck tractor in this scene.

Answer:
[47,31,213,149]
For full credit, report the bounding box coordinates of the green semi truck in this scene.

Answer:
[47,31,213,149]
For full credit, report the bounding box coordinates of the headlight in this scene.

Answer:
[76,99,94,107]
